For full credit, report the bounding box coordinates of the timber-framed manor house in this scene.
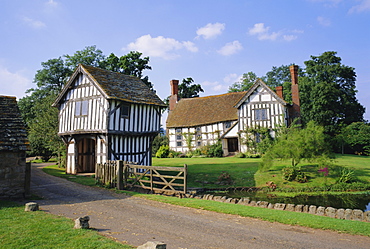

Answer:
[166,65,300,156]
[53,64,166,174]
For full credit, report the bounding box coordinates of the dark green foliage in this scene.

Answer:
[239,126,273,154]
[340,122,370,155]
[282,167,308,183]
[155,145,170,158]
[178,77,204,98]
[207,142,223,157]
[262,121,331,171]
[228,72,258,92]
[151,128,168,156]
[300,51,365,135]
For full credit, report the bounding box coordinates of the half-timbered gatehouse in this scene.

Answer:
[53,64,166,174]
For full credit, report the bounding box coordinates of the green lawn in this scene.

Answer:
[0,201,133,249]
[153,154,370,190]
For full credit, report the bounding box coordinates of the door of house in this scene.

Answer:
[227,138,239,153]
[77,138,96,173]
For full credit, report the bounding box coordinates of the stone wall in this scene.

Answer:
[0,151,27,198]
[184,193,370,222]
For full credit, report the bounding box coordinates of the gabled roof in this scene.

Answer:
[53,64,166,107]
[166,91,246,128]
[0,96,29,151]
[234,78,287,108]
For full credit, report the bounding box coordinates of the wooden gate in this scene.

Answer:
[95,161,187,194]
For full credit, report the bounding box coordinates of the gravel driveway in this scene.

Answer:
[29,163,370,249]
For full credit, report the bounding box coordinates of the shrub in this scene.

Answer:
[155,145,170,158]
[282,167,307,183]
[234,152,246,158]
[208,142,223,157]
[217,171,233,185]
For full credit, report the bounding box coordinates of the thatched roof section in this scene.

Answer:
[166,92,246,128]
[54,64,166,107]
[0,96,29,151]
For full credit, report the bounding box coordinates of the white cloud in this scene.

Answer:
[23,16,46,29]
[317,16,331,26]
[196,22,225,39]
[223,73,241,84]
[217,41,243,56]
[248,23,279,41]
[46,0,58,7]
[249,23,301,42]
[0,66,31,99]
[283,35,298,41]
[125,35,198,60]
[349,0,370,13]
[202,81,228,93]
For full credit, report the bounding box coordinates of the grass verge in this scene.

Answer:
[0,200,133,249]
[118,190,370,237]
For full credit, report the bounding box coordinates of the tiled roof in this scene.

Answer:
[54,64,166,107]
[0,96,29,151]
[166,92,246,128]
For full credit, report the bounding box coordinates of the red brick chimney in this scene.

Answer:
[289,65,300,121]
[275,86,283,99]
[169,79,179,111]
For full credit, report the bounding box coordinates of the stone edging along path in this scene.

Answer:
[179,193,370,222]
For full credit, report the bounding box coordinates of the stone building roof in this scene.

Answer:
[53,64,166,107]
[166,91,246,128]
[0,96,29,151]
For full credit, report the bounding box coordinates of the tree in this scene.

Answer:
[228,72,258,92]
[261,121,331,171]
[33,57,71,93]
[300,51,365,135]
[341,122,370,155]
[178,77,204,98]
[64,45,105,70]
[101,51,153,90]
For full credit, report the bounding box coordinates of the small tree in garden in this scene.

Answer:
[261,121,332,181]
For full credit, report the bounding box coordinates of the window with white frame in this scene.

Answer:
[120,105,130,118]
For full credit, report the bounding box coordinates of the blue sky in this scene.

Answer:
[1,0,370,121]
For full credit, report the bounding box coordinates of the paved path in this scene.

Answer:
[29,163,370,249]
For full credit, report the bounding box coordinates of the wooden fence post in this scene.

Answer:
[184,164,187,194]
[123,161,128,188]
[117,160,124,190]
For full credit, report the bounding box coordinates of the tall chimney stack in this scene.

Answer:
[169,79,179,111]
[275,86,283,99]
[289,65,300,122]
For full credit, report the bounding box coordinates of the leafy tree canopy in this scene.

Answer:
[300,51,365,135]
[178,77,204,98]
[228,72,258,92]
[340,122,370,155]
[261,121,331,171]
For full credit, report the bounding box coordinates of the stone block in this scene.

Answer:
[364,211,370,222]
[274,203,286,210]
[308,205,317,214]
[25,202,39,212]
[249,200,257,206]
[316,206,325,216]
[344,209,353,220]
[237,198,250,205]
[303,205,309,213]
[295,205,303,212]
[267,203,274,209]
[325,207,337,218]
[259,201,269,208]
[286,204,295,212]
[352,209,363,221]
[336,209,345,219]
[74,216,90,229]
[137,241,166,249]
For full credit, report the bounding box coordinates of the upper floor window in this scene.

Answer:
[75,100,88,116]
[254,109,268,121]
[120,105,130,118]
[225,121,232,129]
